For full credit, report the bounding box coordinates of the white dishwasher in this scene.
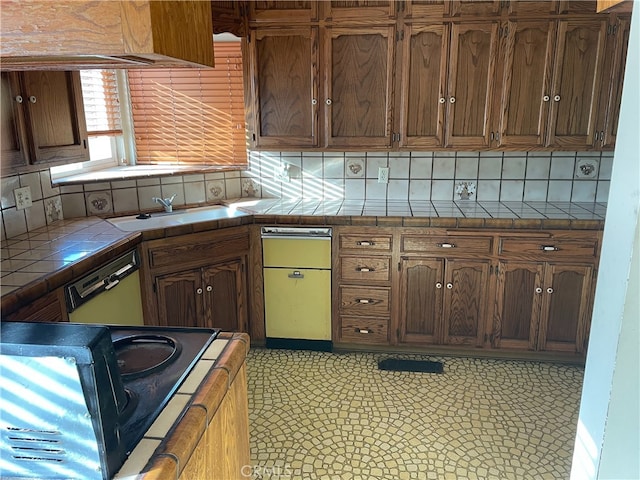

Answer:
[262,226,332,351]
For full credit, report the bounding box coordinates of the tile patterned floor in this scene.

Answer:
[247,349,583,480]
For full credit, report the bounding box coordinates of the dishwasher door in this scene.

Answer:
[262,227,332,350]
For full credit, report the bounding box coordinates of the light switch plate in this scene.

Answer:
[378,167,389,184]
[14,186,32,210]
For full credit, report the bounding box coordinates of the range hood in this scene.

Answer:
[0,1,214,70]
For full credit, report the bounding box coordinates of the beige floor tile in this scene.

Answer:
[247,349,582,480]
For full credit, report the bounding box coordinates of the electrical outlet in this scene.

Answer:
[14,186,32,210]
[378,167,389,184]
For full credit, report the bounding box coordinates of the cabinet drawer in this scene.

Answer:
[147,230,249,268]
[339,286,390,315]
[402,235,493,255]
[499,238,599,259]
[339,316,389,345]
[339,234,392,252]
[340,256,391,282]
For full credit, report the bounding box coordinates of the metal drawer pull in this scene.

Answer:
[288,271,304,279]
[437,243,456,248]
[436,282,443,289]
[357,329,371,334]
[356,298,375,304]
[541,245,559,251]
[196,288,203,295]
[535,287,543,294]
[206,285,213,292]
[356,267,374,272]
[547,287,554,294]
[446,283,453,289]
[357,241,375,246]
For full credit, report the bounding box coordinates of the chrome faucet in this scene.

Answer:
[152,194,177,213]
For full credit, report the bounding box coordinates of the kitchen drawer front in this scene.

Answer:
[340,256,391,283]
[401,235,493,255]
[339,316,389,345]
[147,230,249,268]
[338,234,392,253]
[339,286,390,315]
[499,238,599,259]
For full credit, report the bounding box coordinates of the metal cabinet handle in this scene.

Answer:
[547,287,554,294]
[29,96,36,104]
[600,131,605,142]
[435,282,443,289]
[437,243,456,248]
[326,98,332,105]
[449,97,456,103]
[535,287,543,294]
[490,132,495,141]
[206,285,213,292]
[288,271,304,279]
[541,245,559,251]
[553,95,561,102]
[543,95,550,102]
[356,267,373,272]
[15,95,23,103]
[357,329,371,334]
[446,283,453,289]
[312,98,317,105]
[439,97,446,104]
[357,241,375,246]
[356,298,375,304]
[196,288,203,295]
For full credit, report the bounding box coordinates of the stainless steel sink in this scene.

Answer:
[107,205,249,231]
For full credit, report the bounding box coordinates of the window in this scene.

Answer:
[127,42,247,168]
[51,69,126,178]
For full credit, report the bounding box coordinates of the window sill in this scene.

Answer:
[51,164,242,186]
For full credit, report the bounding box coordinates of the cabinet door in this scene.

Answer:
[445,22,499,148]
[155,269,203,327]
[22,71,89,164]
[249,27,319,148]
[442,259,489,346]
[505,1,559,16]
[399,23,448,148]
[595,15,630,149]
[492,262,544,350]
[324,1,397,22]
[1,72,29,170]
[325,26,395,148]
[448,0,502,16]
[538,264,593,353]
[404,1,447,18]
[248,1,318,24]
[203,259,248,332]
[547,18,608,148]
[495,20,555,148]
[398,258,444,344]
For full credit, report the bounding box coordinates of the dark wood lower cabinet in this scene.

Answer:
[492,261,594,354]
[398,257,489,347]
[154,259,247,331]
[141,227,250,333]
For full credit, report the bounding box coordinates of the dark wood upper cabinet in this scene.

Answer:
[495,20,556,148]
[445,22,499,148]
[325,26,395,148]
[546,18,608,148]
[248,1,318,24]
[1,72,29,170]
[248,27,319,148]
[0,70,88,175]
[243,0,630,152]
[399,23,448,148]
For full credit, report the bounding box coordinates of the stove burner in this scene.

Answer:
[113,334,182,380]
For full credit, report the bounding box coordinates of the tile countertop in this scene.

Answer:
[0,200,606,302]
[225,198,607,220]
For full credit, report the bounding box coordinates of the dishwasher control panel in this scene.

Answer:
[65,250,140,312]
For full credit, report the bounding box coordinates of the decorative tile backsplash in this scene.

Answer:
[0,150,612,240]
